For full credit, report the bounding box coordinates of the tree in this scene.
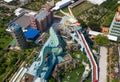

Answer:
[94,34,110,46]
[88,21,101,32]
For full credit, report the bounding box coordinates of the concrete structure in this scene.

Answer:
[109,7,120,38]
[87,0,106,5]
[6,22,28,49]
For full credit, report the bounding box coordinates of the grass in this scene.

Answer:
[112,78,119,82]
[0,48,35,81]
[99,7,117,27]
[72,1,94,17]
[23,1,46,11]
[62,67,84,82]
[0,8,15,81]
[70,51,89,63]
[55,1,94,18]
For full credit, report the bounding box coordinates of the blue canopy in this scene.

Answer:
[24,27,40,39]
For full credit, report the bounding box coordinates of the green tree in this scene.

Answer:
[94,34,110,45]
[88,21,101,32]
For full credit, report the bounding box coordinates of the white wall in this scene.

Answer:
[87,0,106,5]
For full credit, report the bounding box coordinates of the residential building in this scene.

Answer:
[7,22,28,49]
[30,6,53,32]
[109,7,120,38]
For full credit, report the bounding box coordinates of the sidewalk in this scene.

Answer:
[99,47,107,82]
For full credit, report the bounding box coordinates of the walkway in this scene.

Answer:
[118,45,120,78]
[99,47,107,82]
[118,45,120,67]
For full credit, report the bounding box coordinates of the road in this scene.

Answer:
[0,3,17,9]
[99,47,107,82]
